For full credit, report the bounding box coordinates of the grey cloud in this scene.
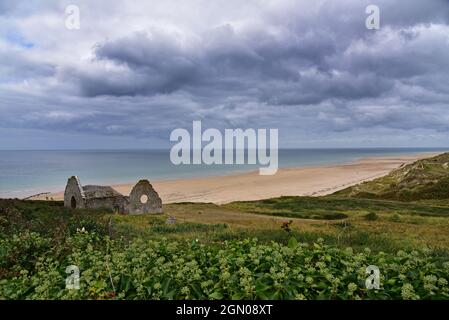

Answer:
[70,0,449,109]
[0,50,55,81]
[1,0,449,148]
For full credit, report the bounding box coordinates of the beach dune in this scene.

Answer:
[33,153,440,204]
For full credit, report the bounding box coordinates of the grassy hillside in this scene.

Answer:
[334,153,449,201]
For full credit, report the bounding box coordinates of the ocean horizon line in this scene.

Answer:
[1,148,448,199]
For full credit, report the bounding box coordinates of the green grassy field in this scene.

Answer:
[2,153,449,299]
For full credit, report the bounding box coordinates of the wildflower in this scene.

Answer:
[201,280,213,289]
[236,257,245,266]
[221,271,231,281]
[331,278,340,287]
[239,267,252,278]
[307,267,316,273]
[423,275,437,284]
[424,283,437,293]
[348,283,358,293]
[422,275,437,293]
[76,227,87,234]
[153,282,161,290]
[438,278,448,287]
[396,250,407,258]
[325,273,334,282]
[181,286,190,295]
[401,283,419,300]
[19,270,29,276]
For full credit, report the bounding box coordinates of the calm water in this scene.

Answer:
[0,148,447,198]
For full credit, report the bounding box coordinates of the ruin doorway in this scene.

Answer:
[71,196,77,209]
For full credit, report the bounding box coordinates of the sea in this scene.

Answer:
[0,148,447,199]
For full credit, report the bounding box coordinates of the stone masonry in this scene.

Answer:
[63,176,163,214]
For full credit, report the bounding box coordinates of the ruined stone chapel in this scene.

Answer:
[63,176,163,214]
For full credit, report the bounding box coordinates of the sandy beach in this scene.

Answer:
[31,152,441,204]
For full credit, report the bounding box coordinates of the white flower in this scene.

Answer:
[76,227,87,234]
[181,286,190,295]
[153,282,161,290]
[348,283,358,292]
[401,283,419,300]
[438,278,448,287]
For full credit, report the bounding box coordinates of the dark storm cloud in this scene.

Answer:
[84,25,338,99]
[70,0,449,113]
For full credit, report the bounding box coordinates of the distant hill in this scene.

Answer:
[334,153,449,201]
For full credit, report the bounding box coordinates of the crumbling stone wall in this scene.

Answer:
[128,180,163,215]
[82,185,129,213]
[85,196,129,213]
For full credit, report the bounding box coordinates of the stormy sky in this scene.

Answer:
[1,0,449,149]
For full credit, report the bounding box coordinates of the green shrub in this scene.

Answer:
[364,212,379,221]
[151,223,228,234]
[390,214,401,222]
[1,233,449,300]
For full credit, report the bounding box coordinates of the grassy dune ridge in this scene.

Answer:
[335,153,449,201]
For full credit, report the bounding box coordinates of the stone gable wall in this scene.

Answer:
[64,176,85,209]
[128,180,163,215]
